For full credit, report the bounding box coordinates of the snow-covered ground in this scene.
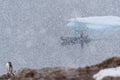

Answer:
[93,67,120,80]
[0,0,120,75]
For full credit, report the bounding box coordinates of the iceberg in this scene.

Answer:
[67,20,87,33]
[67,16,120,31]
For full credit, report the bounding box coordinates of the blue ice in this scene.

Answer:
[67,21,120,32]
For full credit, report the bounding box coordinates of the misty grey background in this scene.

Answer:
[0,0,120,74]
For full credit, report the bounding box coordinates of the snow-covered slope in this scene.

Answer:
[93,67,120,80]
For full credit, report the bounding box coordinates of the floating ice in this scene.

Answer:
[67,21,87,32]
[67,16,120,31]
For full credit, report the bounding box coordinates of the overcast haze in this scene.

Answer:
[0,0,120,74]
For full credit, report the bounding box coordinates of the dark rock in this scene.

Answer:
[1,56,120,80]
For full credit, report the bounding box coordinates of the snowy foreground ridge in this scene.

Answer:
[93,66,120,80]
[67,16,120,30]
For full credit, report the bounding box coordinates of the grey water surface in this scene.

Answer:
[0,0,120,74]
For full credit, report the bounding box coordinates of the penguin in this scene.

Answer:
[6,62,15,76]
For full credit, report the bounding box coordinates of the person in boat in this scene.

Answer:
[80,31,84,38]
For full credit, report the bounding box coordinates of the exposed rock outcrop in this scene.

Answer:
[1,57,120,80]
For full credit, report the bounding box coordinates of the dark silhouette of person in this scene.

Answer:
[80,31,84,38]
